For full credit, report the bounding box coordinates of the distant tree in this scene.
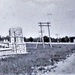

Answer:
[61,37,65,42]
[51,38,57,42]
[33,38,38,42]
[24,37,27,42]
[69,37,74,42]
[0,37,3,41]
[5,36,10,42]
[44,36,49,42]
[65,36,69,42]
[0,36,2,41]
[60,36,70,42]
[58,38,62,42]
[28,37,33,42]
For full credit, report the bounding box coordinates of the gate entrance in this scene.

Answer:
[9,27,26,53]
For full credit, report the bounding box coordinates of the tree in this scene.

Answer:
[44,36,49,42]
[65,36,69,42]
[69,37,74,42]
[5,36,10,42]
[24,37,27,42]
[61,37,65,42]
[28,37,33,42]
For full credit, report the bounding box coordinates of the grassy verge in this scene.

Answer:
[0,44,75,75]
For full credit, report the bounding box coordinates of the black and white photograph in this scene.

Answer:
[0,0,75,75]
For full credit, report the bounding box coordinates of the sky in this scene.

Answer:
[0,0,75,38]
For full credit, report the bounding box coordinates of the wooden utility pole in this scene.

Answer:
[38,22,45,48]
[38,22,52,48]
[47,22,52,47]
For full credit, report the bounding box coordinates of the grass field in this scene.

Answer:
[0,43,75,75]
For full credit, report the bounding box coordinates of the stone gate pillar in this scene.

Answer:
[9,27,26,53]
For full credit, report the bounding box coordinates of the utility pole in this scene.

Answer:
[38,22,52,48]
[47,22,52,48]
[38,22,45,48]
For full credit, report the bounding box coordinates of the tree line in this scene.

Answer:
[24,36,74,43]
[0,36,10,42]
[0,35,74,43]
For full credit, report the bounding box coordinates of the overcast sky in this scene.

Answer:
[0,0,75,38]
